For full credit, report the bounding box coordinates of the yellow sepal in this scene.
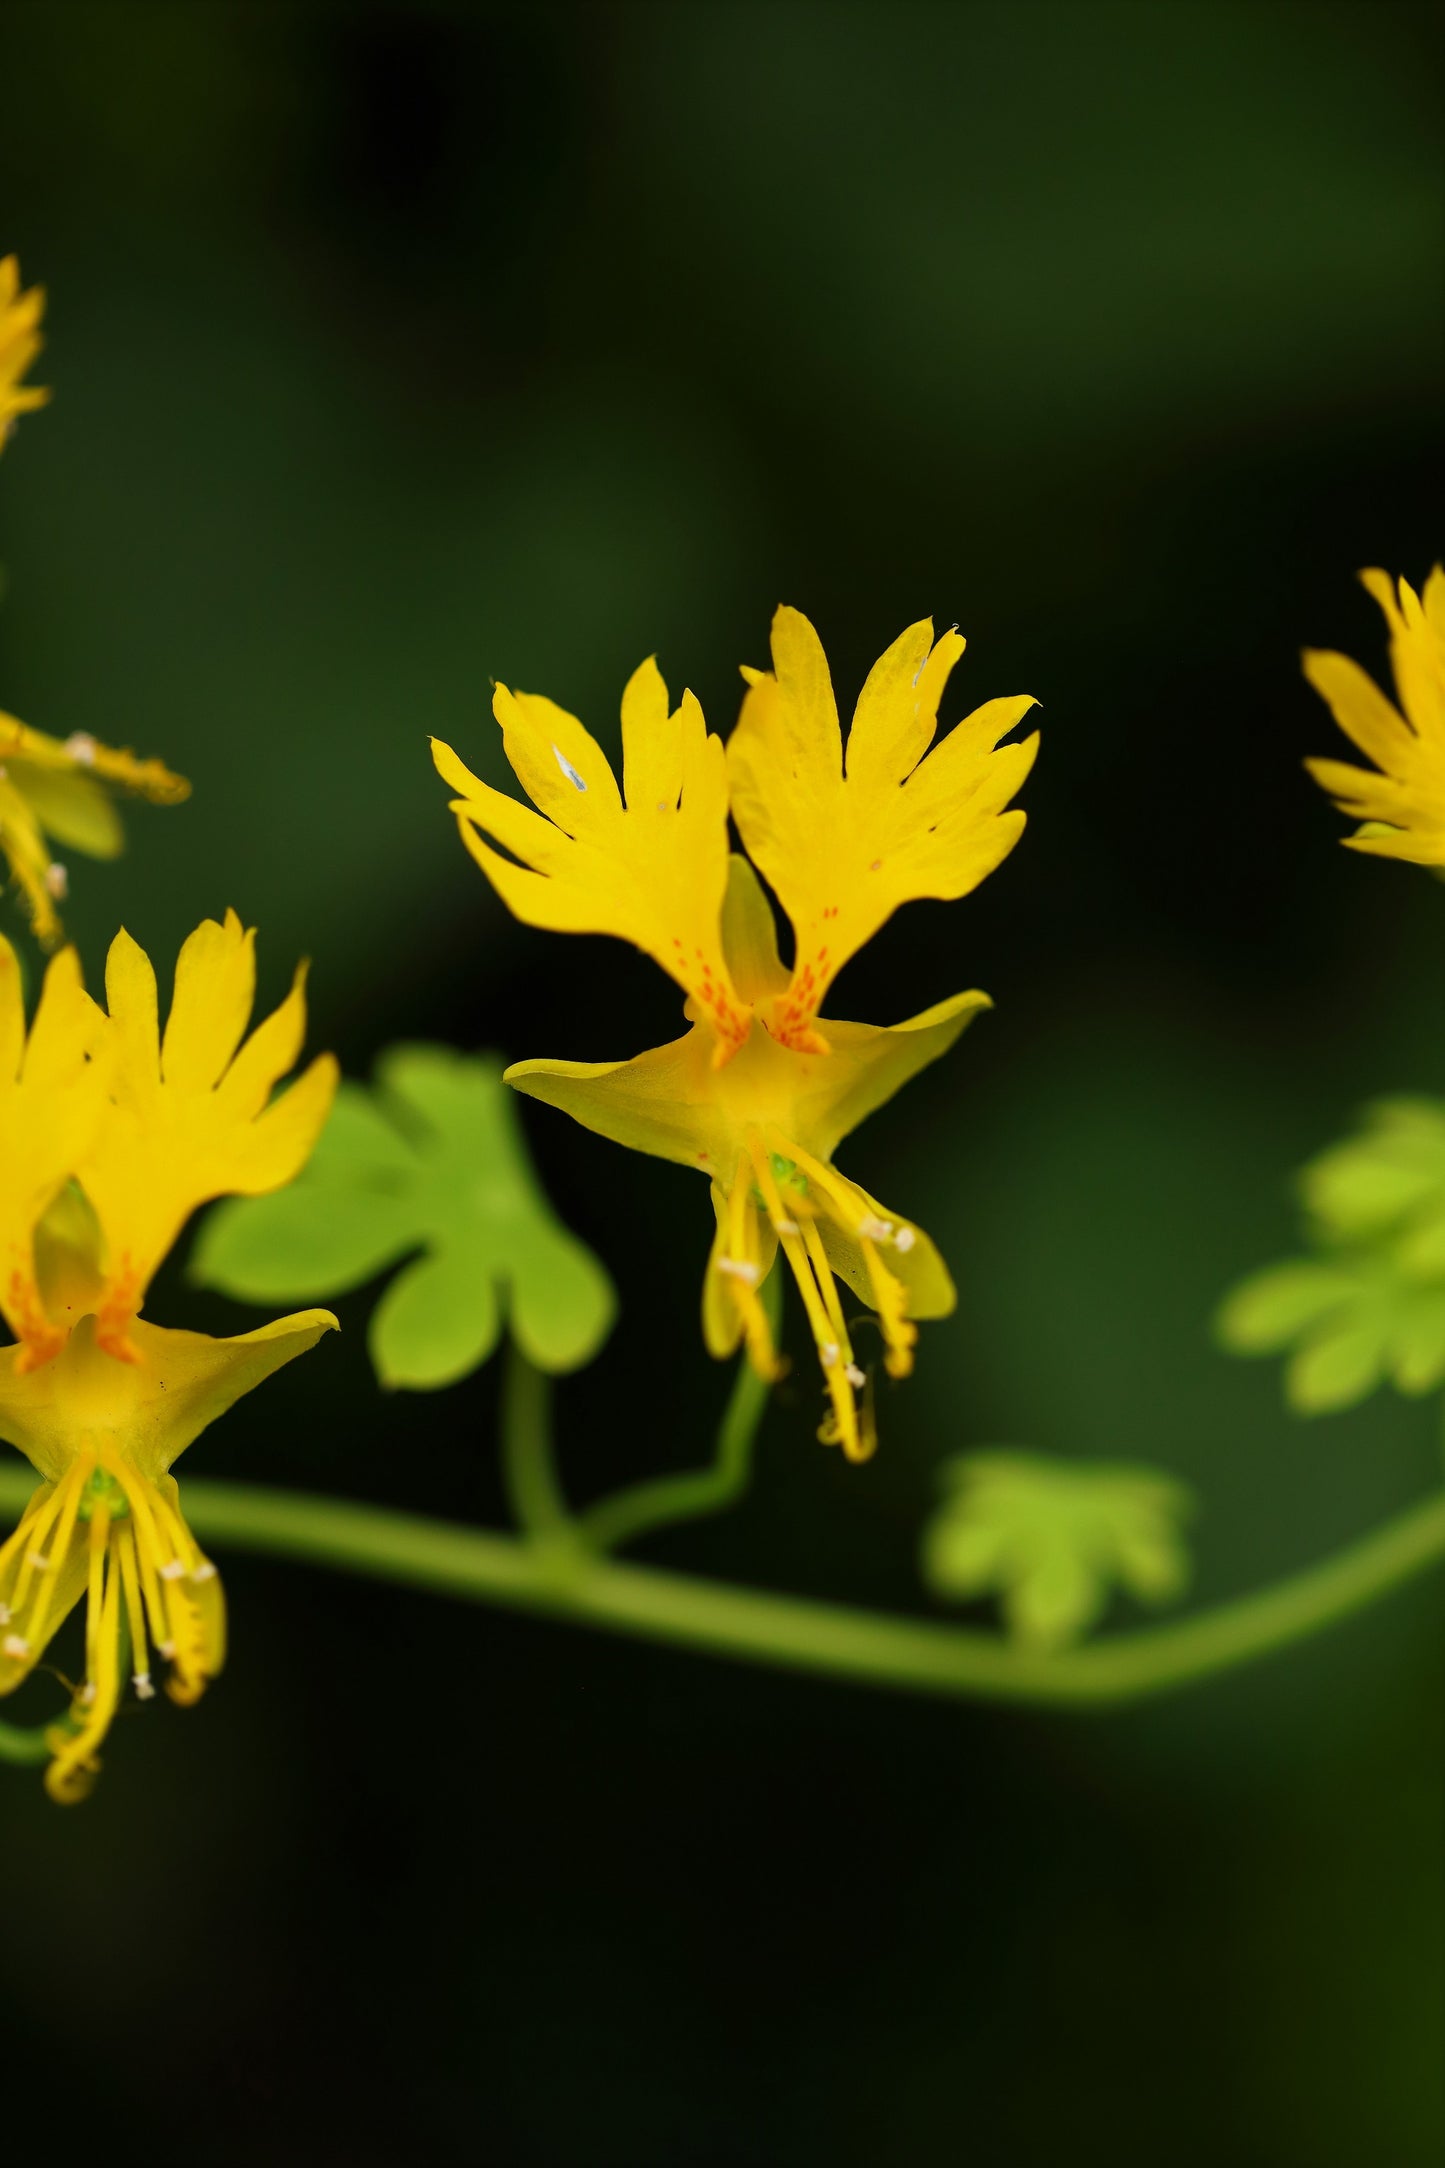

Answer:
[0,1309,338,1487]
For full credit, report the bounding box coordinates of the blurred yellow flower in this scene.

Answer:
[0,913,338,1800]
[435,610,1035,1459]
[0,255,49,448]
[1304,566,1445,865]
[0,710,191,946]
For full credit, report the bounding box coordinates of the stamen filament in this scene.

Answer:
[722,1153,783,1379]
[746,1136,865,1458]
[108,1462,209,1697]
[116,1525,150,1694]
[83,1499,112,1694]
[4,1464,80,1618]
[45,1540,124,1805]
[21,1454,90,1661]
[767,1129,917,1381]
[799,1218,853,1360]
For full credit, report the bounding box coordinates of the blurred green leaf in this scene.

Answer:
[192,1044,616,1389]
[1303,1099,1445,1256]
[920,1451,1194,1649]
[1219,1097,1445,1415]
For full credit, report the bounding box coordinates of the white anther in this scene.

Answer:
[717,1256,760,1285]
[157,1638,176,1659]
[820,1340,840,1367]
[857,1215,893,1243]
[132,1672,155,1701]
[3,1634,31,1659]
[64,732,98,765]
[44,862,68,900]
[191,1561,218,1582]
[26,1550,50,1572]
[775,1217,799,1236]
[78,1681,97,1707]
[893,1226,916,1253]
[160,1559,187,1581]
[844,1363,866,1389]
[551,744,587,792]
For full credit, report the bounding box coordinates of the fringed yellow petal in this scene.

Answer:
[729,608,1036,1048]
[76,917,339,1352]
[434,655,750,1054]
[1305,568,1445,866]
[162,910,257,1089]
[0,940,108,1366]
[0,255,49,446]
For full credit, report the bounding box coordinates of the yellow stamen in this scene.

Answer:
[116,1524,152,1696]
[768,1130,918,1380]
[106,1459,217,1703]
[4,1461,81,1621]
[21,1456,89,1661]
[44,1539,124,1805]
[720,1153,783,1380]
[82,1497,111,1695]
[746,1135,868,1458]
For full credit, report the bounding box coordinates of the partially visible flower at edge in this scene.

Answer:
[0,710,191,948]
[433,607,1036,1460]
[0,910,338,1800]
[0,254,49,449]
[1304,565,1445,866]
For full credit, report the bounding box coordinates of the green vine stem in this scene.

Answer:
[579,1273,780,1555]
[0,1456,1438,1713]
[498,1343,573,1547]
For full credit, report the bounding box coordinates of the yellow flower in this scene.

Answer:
[0,255,49,449]
[0,710,191,947]
[0,913,339,1800]
[1304,566,1445,865]
[434,610,1035,1459]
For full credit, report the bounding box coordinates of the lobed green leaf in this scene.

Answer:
[192,1044,616,1390]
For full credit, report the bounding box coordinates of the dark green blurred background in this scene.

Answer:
[1,1,1441,2160]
